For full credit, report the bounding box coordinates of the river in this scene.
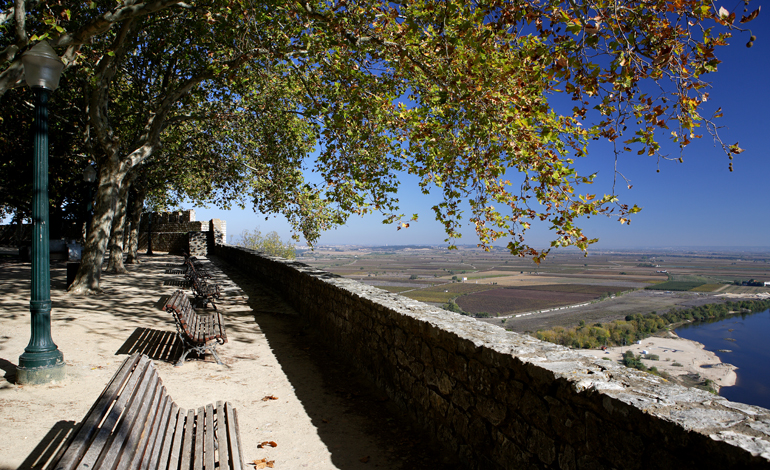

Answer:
[676,308,770,409]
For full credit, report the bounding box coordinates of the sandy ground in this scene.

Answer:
[575,332,737,390]
[0,253,461,470]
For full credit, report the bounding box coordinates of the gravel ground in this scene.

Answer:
[0,253,462,470]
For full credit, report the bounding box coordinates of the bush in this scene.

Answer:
[647,354,660,361]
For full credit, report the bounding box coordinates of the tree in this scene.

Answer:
[235,228,296,259]
[1,0,760,294]
[0,79,91,238]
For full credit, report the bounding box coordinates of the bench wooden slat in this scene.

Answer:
[216,402,230,470]
[225,402,243,470]
[166,407,186,470]
[179,409,195,470]
[194,407,204,470]
[111,370,160,470]
[140,390,171,470]
[205,404,215,470]
[195,315,202,343]
[156,402,179,470]
[124,375,165,470]
[180,409,195,470]
[205,315,214,342]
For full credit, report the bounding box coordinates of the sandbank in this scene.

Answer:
[576,332,737,390]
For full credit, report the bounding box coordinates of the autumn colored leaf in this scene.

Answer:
[262,395,279,401]
[258,441,278,448]
[250,458,275,469]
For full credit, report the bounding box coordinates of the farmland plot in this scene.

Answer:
[402,283,497,303]
[456,286,599,316]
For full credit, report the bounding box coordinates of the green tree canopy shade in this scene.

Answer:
[0,0,759,272]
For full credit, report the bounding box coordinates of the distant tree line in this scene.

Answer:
[535,300,770,349]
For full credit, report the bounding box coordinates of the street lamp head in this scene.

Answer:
[22,41,64,91]
[83,164,97,183]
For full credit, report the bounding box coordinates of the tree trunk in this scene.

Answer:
[106,174,134,273]
[126,187,145,264]
[68,162,127,293]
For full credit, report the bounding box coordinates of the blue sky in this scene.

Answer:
[191,12,770,251]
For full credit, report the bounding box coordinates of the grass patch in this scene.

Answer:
[689,283,725,292]
[645,281,706,291]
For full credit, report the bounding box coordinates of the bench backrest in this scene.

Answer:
[165,290,227,344]
[49,354,243,470]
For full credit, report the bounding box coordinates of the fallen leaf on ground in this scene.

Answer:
[250,458,275,468]
[257,441,278,448]
[262,395,278,401]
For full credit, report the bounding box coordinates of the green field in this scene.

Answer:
[689,283,725,292]
[645,281,706,291]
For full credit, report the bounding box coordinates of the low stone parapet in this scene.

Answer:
[214,244,770,469]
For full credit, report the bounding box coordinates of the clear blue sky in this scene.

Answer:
[190,13,770,251]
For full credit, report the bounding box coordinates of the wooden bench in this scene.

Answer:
[164,290,227,366]
[183,253,211,279]
[183,258,220,309]
[49,353,244,470]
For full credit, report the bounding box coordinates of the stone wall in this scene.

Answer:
[189,232,208,257]
[208,219,226,253]
[214,244,770,469]
[138,232,188,254]
[137,210,207,254]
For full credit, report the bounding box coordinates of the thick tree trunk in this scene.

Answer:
[106,175,133,273]
[126,187,145,264]
[69,162,127,293]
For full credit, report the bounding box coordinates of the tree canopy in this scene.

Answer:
[1,0,760,284]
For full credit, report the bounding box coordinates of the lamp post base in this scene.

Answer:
[17,350,65,385]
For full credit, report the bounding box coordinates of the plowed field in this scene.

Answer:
[455,285,616,315]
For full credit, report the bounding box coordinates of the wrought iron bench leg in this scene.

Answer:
[208,344,224,365]
[176,347,193,367]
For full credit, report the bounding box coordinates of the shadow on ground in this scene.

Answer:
[210,256,464,470]
[116,327,184,364]
[15,420,76,470]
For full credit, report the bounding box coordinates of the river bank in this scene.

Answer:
[575,331,737,392]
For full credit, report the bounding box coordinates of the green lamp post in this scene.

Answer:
[16,41,66,385]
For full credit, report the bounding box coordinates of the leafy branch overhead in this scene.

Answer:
[0,0,759,264]
[279,0,757,260]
